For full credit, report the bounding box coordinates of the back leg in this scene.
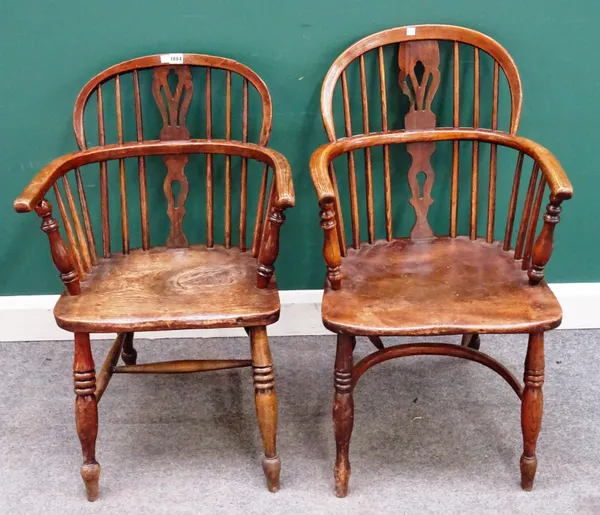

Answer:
[461,333,480,350]
[120,332,137,365]
[368,336,385,350]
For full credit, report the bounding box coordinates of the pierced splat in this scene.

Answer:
[152,66,193,248]
[398,41,440,240]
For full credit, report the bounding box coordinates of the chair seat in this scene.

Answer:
[322,236,562,336]
[54,245,280,333]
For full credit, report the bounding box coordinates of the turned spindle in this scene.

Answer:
[35,199,80,295]
[320,200,342,290]
[528,200,562,285]
[257,203,285,288]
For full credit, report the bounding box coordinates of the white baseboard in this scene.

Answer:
[0,284,596,342]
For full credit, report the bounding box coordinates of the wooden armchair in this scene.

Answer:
[310,25,572,496]
[14,54,294,500]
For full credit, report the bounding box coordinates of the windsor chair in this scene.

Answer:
[310,25,572,496]
[14,54,294,500]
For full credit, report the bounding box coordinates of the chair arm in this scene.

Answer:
[14,139,295,292]
[311,128,572,201]
[309,128,572,289]
[14,139,295,213]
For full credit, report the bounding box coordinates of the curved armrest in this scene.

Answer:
[310,128,572,203]
[310,128,572,289]
[14,139,294,213]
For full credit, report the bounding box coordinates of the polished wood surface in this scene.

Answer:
[322,237,562,336]
[15,55,292,500]
[54,245,280,333]
[313,25,571,497]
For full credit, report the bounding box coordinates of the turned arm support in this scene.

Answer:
[35,199,81,295]
[527,198,563,285]
[256,153,295,288]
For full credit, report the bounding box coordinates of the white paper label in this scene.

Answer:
[406,26,416,36]
[160,53,184,64]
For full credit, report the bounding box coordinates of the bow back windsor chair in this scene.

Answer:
[14,54,294,500]
[310,25,572,496]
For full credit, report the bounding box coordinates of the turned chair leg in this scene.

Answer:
[333,333,354,497]
[73,333,101,501]
[461,333,480,350]
[521,331,544,491]
[120,332,137,365]
[249,326,280,492]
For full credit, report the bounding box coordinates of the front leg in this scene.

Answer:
[74,333,100,501]
[249,326,280,492]
[333,333,354,497]
[520,332,544,490]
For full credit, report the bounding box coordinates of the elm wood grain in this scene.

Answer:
[54,245,281,333]
[321,237,562,336]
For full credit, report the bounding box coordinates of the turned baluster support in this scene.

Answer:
[74,333,100,501]
[257,203,285,288]
[528,198,562,285]
[320,200,342,290]
[35,199,80,295]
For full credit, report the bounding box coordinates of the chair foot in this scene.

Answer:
[80,462,101,501]
[520,332,544,491]
[334,454,351,498]
[262,455,281,493]
[121,332,137,365]
[333,334,354,498]
[520,455,537,491]
[249,327,280,493]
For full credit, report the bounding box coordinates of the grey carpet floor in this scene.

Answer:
[1,330,599,514]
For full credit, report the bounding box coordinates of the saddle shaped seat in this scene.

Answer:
[54,245,281,333]
[322,236,562,336]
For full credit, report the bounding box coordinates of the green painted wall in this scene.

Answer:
[1,0,597,294]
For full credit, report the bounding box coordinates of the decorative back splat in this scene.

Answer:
[398,40,440,240]
[152,66,193,248]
